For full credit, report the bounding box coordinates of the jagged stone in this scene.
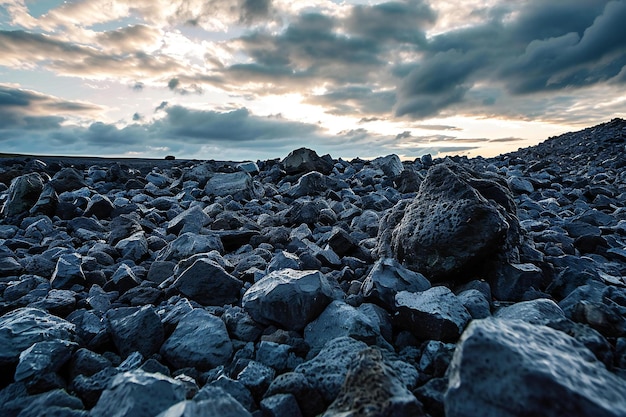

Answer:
[242,269,335,331]
[395,286,471,342]
[161,308,233,370]
[106,306,164,358]
[445,318,626,417]
[172,258,242,306]
[361,258,430,310]
[1,172,44,218]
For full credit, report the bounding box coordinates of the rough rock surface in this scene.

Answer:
[445,318,626,417]
[377,161,520,281]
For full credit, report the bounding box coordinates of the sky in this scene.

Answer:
[0,0,625,161]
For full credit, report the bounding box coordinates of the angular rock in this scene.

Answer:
[6,388,86,417]
[205,172,260,200]
[237,360,276,399]
[50,167,87,193]
[295,337,368,403]
[161,308,233,370]
[361,258,430,310]
[172,258,242,306]
[445,318,626,417]
[322,347,423,417]
[242,269,335,331]
[304,300,378,357]
[166,205,210,235]
[1,172,44,218]
[265,372,326,417]
[156,232,224,261]
[491,262,543,301]
[372,154,404,178]
[49,253,86,290]
[0,307,75,365]
[157,398,253,417]
[261,393,303,417]
[282,148,333,175]
[15,339,76,382]
[395,286,471,342]
[378,162,519,281]
[106,306,164,358]
[90,370,187,417]
[114,231,149,262]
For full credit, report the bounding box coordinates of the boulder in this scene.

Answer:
[14,339,77,383]
[322,347,423,417]
[261,394,303,417]
[491,262,543,301]
[445,318,626,417]
[166,205,211,235]
[371,154,404,178]
[50,167,87,193]
[114,231,149,262]
[242,269,335,331]
[204,172,261,200]
[106,306,164,358]
[395,286,471,342]
[0,307,75,365]
[377,161,519,281]
[282,148,333,175]
[172,258,243,306]
[295,337,368,403]
[90,370,187,417]
[360,258,430,310]
[1,172,44,218]
[156,232,224,262]
[161,308,233,370]
[304,301,378,357]
[157,398,253,417]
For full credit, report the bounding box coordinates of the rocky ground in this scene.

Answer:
[0,118,626,417]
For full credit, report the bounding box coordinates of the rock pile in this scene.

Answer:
[1,120,626,416]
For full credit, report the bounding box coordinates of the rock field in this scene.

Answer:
[1,118,626,416]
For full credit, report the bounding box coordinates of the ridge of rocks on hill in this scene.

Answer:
[0,120,625,416]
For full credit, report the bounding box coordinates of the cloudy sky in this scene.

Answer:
[0,0,625,161]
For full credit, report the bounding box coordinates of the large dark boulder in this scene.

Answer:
[171,258,243,306]
[282,148,333,175]
[1,173,44,219]
[377,161,520,282]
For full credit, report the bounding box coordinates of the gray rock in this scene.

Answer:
[0,307,75,365]
[50,167,86,193]
[108,214,143,245]
[261,393,303,417]
[282,148,333,175]
[265,372,326,417]
[242,269,335,331]
[372,154,404,177]
[322,347,423,417]
[14,339,76,383]
[361,258,430,310]
[0,256,23,276]
[84,194,115,219]
[156,232,224,262]
[114,231,149,262]
[457,289,491,319]
[491,262,543,301]
[157,398,252,417]
[161,308,233,370]
[507,176,534,194]
[207,377,256,412]
[147,260,176,284]
[378,162,519,281]
[166,205,210,235]
[395,286,471,342]
[109,263,141,293]
[304,300,378,357]
[495,298,565,324]
[90,370,187,417]
[1,172,44,218]
[172,258,242,306]
[445,318,626,417]
[295,337,368,403]
[106,306,164,358]
[7,388,86,417]
[236,360,276,399]
[205,172,260,200]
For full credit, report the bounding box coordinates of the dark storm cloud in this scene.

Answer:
[305,86,395,116]
[176,0,273,27]
[345,0,435,44]
[158,105,320,142]
[168,78,180,90]
[392,0,626,119]
[0,85,100,131]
